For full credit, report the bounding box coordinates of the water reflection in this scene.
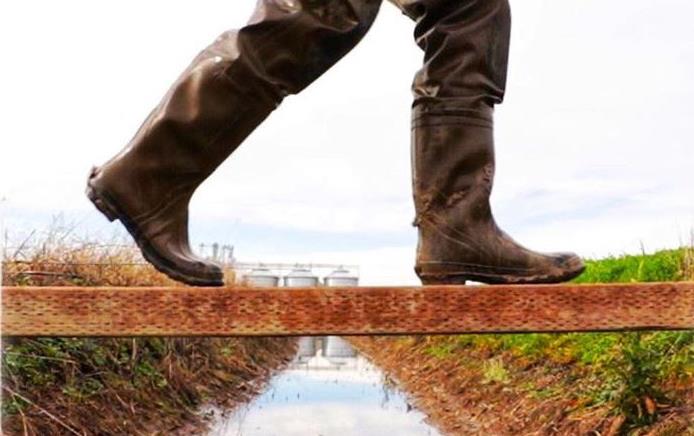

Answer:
[206,337,439,436]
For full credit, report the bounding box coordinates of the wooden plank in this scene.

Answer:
[2,283,693,337]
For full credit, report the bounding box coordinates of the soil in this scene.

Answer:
[349,336,694,436]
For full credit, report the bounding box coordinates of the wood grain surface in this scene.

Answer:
[2,282,693,337]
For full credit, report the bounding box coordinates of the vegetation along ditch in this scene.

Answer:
[350,247,694,435]
[2,231,692,435]
[1,237,297,435]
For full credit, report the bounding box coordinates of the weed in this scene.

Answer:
[482,358,510,384]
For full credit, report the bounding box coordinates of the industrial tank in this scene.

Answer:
[322,336,357,358]
[322,267,358,359]
[323,267,359,287]
[283,268,319,287]
[296,337,317,361]
[244,268,280,287]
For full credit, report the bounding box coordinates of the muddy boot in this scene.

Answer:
[87,0,382,286]
[403,0,585,284]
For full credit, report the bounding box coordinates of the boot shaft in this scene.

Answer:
[411,110,495,226]
[99,0,383,216]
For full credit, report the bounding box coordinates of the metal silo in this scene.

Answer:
[322,267,358,359]
[245,268,280,287]
[296,337,317,361]
[322,336,357,358]
[323,267,359,287]
[283,267,319,287]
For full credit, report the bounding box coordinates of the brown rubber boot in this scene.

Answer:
[403,0,585,284]
[87,0,382,286]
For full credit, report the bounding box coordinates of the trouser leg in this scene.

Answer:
[393,0,511,111]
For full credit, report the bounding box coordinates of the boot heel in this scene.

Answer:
[86,185,118,222]
[86,168,118,222]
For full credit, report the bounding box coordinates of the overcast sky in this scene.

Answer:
[1,0,693,285]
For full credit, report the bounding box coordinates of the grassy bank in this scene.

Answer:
[351,247,694,435]
[1,238,297,435]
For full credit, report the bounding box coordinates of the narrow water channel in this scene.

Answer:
[205,337,440,436]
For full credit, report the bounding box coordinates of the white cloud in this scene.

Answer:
[213,403,435,436]
[206,363,437,436]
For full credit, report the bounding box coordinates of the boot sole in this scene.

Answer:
[418,263,586,285]
[86,170,224,287]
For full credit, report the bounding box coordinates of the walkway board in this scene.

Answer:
[2,283,693,337]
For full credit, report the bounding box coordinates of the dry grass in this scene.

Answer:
[1,230,294,436]
[352,335,694,436]
[2,230,235,287]
[682,244,694,281]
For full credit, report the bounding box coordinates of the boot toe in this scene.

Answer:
[175,257,224,282]
[138,239,225,286]
[198,260,224,278]
[556,252,584,267]
[551,252,585,280]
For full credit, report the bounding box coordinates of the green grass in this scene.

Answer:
[574,248,687,283]
[423,247,694,432]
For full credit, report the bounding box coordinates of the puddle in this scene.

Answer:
[205,337,440,436]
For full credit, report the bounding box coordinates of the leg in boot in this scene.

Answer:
[87,0,382,286]
[402,0,585,284]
